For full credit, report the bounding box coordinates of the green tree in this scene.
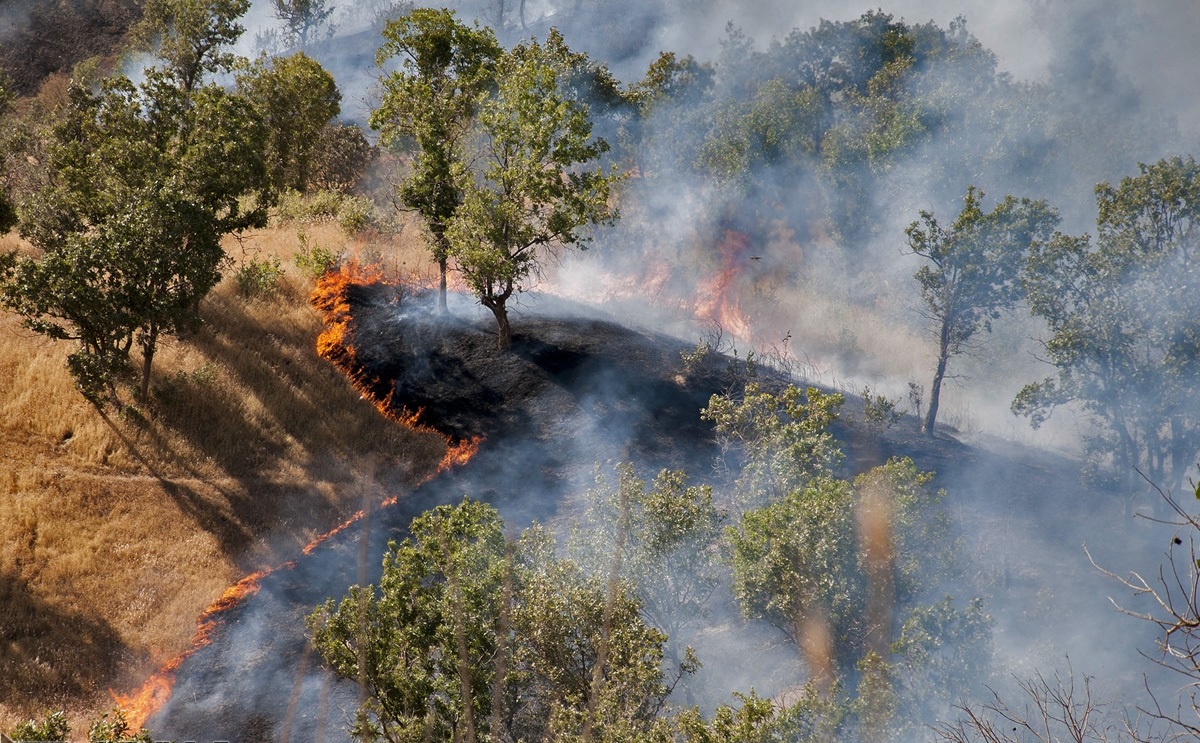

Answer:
[447,30,622,349]
[0,73,269,405]
[1017,157,1200,492]
[906,186,1059,435]
[371,8,501,312]
[571,464,724,674]
[307,499,677,743]
[237,51,341,193]
[728,474,862,676]
[271,0,337,49]
[701,382,844,510]
[132,0,251,92]
[1016,156,1200,490]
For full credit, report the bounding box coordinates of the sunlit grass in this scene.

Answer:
[0,221,443,729]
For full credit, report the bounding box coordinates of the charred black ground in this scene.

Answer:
[148,289,1159,742]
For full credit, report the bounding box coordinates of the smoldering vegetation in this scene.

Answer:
[145,282,1169,742]
[4,0,1200,740]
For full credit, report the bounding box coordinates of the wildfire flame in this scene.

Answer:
[112,261,482,731]
[111,565,288,729]
[692,230,756,343]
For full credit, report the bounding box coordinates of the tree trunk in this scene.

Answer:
[487,299,512,350]
[139,326,158,403]
[438,256,449,313]
[922,324,951,436]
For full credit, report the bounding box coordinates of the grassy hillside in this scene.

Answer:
[0,221,448,732]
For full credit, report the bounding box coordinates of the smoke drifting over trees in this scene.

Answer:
[4,1,1200,741]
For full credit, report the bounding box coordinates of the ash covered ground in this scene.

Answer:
[148,287,1168,742]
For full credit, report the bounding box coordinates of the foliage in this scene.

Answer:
[9,710,70,741]
[235,254,284,297]
[906,186,1059,434]
[0,72,270,405]
[860,385,902,434]
[294,229,344,280]
[890,596,992,725]
[673,686,849,743]
[308,499,677,743]
[702,383,844,510]
[271,0,337,48]
[1016,156,1200,490]
[275,188,376,234]
[87,708,154,742]
[236,52,341,193]
[131,0,251,91]
[728,474,861,668]
[853,457,958,603]
[447,30,623,349]
[310,122,375,193]
[372,7,502,311]
[571,464,725,665]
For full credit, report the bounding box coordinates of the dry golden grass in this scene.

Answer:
[0,220,445,733]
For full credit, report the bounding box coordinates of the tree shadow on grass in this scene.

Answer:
[0,571,133,711]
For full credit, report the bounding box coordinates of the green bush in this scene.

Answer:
[274,188,376,235]
[294,229,343,280]
[10,710,70,741]
[235,254,284,297]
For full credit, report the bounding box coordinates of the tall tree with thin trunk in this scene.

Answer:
[271,0,337,49]
[371,9,501,312]
[906,186,1057,435]
[448,30,622,349]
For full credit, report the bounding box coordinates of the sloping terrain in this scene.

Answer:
[145,282,1164,742]
[0,0,140,95]
[0,225,449,732]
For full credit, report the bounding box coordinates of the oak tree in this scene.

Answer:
[0,73,270,405]
[307,499,676,743]
[236,51,341,193]
[447,31,622,349]
[371,8,501,311]
[1016,156,1200,490]
[131,0,251,92]
[906,186,1058,435]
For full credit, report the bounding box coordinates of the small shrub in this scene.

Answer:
[274,188,376,235]
[236,254,284,297]
[907,381,924,421]
[88,707,153,742]
[336,194,376,235]
[861,384,902,433]
[294,229,343,280]
[11,709,70,741]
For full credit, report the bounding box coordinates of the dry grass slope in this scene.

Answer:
[0,222,447,733]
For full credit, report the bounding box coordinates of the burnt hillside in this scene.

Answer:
[142,286,1155,743]
[0,0,140,95]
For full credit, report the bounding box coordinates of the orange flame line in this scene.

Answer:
[111,262,482,731]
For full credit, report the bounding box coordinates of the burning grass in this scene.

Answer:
[0,222,450,733]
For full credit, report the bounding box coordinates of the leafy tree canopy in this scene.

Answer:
[447,30,623,349]
[372,7,502,311]
[307,498,677,743]
[132,0,251,91]
[0,72,270,405]
[906,186,1059,434]
[237,51,341,193]
[1016,155,1200,490]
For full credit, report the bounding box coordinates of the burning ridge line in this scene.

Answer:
[111,261,481,731]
